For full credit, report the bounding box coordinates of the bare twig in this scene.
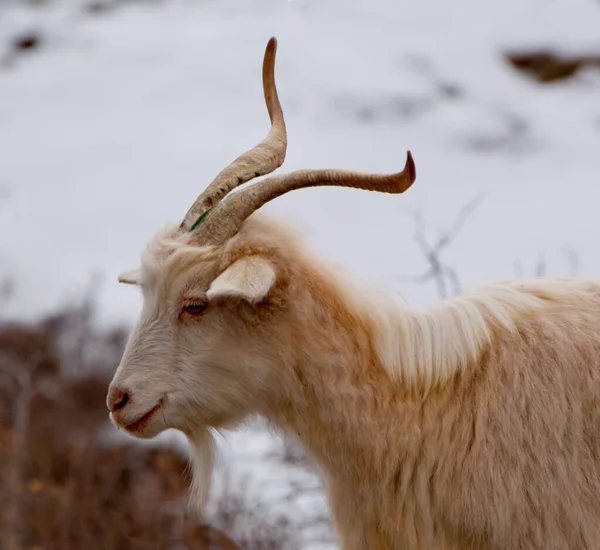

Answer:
[535,254,546,277]
[513,246,579,278]
[563,245,579,276]
[0,351,36,550]
[398,194,484,299]
[430,195,484,255]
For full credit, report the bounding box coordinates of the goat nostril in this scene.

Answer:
[108,386,130,413]
[114,392,129,410]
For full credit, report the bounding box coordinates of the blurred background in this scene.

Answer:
[0,0,599,548]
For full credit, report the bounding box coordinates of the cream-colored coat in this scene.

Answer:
[109,215,600,549]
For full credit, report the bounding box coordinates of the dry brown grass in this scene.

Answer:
[0,285,297,550]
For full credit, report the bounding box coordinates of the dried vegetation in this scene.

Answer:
[0,284,296,550]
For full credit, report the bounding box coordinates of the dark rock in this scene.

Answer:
[506,50,600,83]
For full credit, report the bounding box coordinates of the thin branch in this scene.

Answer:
[563,245,579,276]
[533,254,546,277]
[513,245,579,278]
[0,351,39,550]
[432,194,485,254]
[398,195,483,299]
[442,265,462,295]
[0,351,33,390]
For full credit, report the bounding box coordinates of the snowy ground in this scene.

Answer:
[103,418,337,548]
[1,0,600,547]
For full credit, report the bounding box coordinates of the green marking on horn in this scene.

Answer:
[190,207,214,232]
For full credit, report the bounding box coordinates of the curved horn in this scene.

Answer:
[180,37,287,232]
[192,151,416,245]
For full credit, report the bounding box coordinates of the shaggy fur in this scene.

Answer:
[109,214,600,550]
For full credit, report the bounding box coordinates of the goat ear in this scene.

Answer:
[118,268,141,285]
[207,257,276,304]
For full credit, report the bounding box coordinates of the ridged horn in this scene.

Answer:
[191,151,416,245]
[179,36,287,232]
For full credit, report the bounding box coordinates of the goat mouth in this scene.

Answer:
[124,401,163,433]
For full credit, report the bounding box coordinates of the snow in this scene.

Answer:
[1,0,599,546]
[101,418,336,548]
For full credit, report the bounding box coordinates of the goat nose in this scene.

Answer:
[107,385,130,413]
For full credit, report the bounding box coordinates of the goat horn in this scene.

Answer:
[192,151,416,245]
[180,36,287,232]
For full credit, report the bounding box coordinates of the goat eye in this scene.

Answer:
[182,301,208,316]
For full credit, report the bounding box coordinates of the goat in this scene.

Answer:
[107,37,600,549]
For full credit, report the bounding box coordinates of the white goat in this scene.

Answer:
[107,37,600,549]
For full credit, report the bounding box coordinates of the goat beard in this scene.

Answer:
[186,427,216,511]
